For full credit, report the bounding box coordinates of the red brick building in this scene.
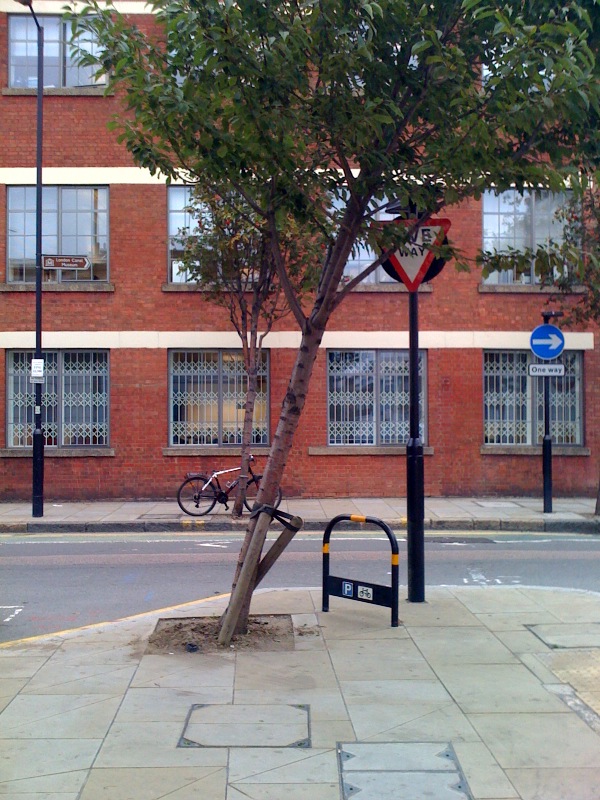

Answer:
[0,1,597,501]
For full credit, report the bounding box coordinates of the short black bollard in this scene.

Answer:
[322,514,400,627]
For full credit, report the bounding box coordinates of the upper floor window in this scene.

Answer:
[483,351,582,445]
[168,186,195,283]
[327,350,426,445]
[482,189,570,285]
[336,197,401,285]
[7,186,108,283]
[7,350,110,448]
[169,350,269,446]
[8,15,106,89]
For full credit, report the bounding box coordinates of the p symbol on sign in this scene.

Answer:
[342,582,353,598]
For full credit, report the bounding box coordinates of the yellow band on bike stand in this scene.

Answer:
[323,543,329,554]
[391,553,399,566]
[350,515,367,523]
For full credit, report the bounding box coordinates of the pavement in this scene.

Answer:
[0,494,598,533]
[2,585,600,799]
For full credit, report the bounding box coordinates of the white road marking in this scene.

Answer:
[1,606,24,623]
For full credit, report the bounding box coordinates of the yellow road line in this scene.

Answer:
[0,592,231,649]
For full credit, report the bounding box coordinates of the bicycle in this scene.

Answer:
[176,454,283,516]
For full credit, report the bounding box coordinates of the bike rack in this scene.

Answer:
[250,504,304,587]
[322,514,400,627]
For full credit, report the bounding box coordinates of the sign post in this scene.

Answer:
[530,314,565,513]
[380,218,451,603]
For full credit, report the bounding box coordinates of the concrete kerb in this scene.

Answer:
[0,515,597,534]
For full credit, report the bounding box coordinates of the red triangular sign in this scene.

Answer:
[386,219,451,291]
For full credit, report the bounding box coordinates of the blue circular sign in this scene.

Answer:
[530,324,565,360]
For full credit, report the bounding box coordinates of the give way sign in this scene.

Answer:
[384,219,451,291]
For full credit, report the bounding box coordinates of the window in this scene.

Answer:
[169,350,269,446]
[327,350,426,445]
[483,351,582,445]
[7,186,108,283]
[336,197,401,285]
[482,189,570,284]
[7,351,109,448]
[8,15,106,89]
[168,186,195,283]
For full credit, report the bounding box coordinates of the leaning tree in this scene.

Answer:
[72,0,599,641]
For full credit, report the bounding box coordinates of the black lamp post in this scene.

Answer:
[16,0,44,517]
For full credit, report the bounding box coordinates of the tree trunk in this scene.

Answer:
[218,319,325,642]
[231,366,258,518]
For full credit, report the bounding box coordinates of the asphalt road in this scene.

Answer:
[2,530,600,643]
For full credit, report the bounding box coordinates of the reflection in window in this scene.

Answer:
[8,15,106,89]
[7,186,108,283]
[482,189,570,285]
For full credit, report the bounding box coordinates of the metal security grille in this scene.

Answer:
[7,351,108,447]
[484,351,582,445]
[535,351,582,445]
[327,350,425,446]
[170,350,268,446]
[484,351,529,444]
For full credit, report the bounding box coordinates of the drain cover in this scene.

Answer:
[338,742,471,800]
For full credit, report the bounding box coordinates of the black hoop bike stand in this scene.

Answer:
[322,514,400,627]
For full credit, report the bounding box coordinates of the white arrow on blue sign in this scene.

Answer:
[530,324,565,360]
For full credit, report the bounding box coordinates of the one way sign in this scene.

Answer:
[530,324,565,360]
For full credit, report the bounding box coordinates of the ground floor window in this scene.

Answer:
[327,350,426,445]
[7,350,109,447]
[483,351,583,445]
[169,350,269,446]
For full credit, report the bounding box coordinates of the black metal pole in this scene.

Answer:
[543,374,552,513]
[31,5,44,517]
[406,290,424,602]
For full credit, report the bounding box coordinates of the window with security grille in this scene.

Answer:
[7,186,108,283]
[169,350,269,446]
[482,189,570,285]
[7,351,109,448]
[8,15,106,89]
[327,350,426,445]
[483,351,582,445]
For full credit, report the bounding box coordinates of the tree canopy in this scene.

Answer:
[73,0,599,302]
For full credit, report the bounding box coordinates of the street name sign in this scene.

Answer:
[530,324,565,360]
[384,219,451,291]
[528,363,565,377]
[42,255,91,271]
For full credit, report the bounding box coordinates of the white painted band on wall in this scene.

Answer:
[0,167,169,185]
[1,1,152,14]
[0,331,594,350]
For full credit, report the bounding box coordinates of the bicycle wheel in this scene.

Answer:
[177,475,217,516]
[243,475,283,512]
